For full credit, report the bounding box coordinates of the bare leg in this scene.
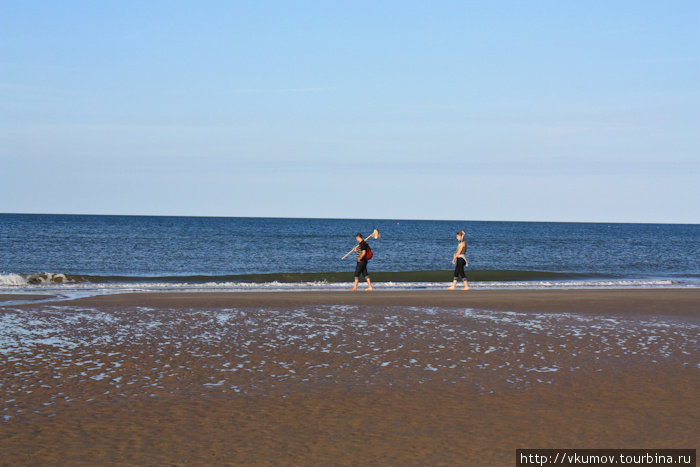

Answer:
[462,280,469,291]
[350,278,359,291]
[447,280,457,290]
[365,277,373,291]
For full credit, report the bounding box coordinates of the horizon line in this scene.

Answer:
[1,211,698,226]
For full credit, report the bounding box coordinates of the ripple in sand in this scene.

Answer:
[1,304,698,422]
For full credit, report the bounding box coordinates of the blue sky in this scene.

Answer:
[1,1,698,223]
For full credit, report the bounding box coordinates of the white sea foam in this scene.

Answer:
[0,278,691,296]
[0,273,76,286]
[0,274,27,286]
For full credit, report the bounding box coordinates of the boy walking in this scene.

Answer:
[350,233,373,291]
[448,230,469,291]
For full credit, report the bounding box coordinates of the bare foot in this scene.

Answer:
[364,287,373,291]
[461,287,469,291]
[349,287,357,291]
[447,286,455,290]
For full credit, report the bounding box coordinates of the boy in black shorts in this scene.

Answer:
[350,233,373,291]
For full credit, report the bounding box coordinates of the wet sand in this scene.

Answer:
[1,289,698,465]
[47,288,700,315]
[0,294,55,303]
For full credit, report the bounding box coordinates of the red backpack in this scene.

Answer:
[364,242,373,260]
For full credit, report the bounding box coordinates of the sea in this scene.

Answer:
[1,214,698,297]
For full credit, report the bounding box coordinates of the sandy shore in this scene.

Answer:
[1,289,698,465]
[24,287,700,317]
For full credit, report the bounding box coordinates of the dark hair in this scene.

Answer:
[355,233,363,238]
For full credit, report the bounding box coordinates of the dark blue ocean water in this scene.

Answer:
[0,214,700,285]
[0,214,698,289]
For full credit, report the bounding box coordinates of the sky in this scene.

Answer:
[1,1,698,223]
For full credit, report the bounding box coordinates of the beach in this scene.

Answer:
[1,289,698,465]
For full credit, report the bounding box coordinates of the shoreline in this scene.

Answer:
[0,293,56,302]
[1,269,600,284]
[4,288,698,317]
[3,270,695,290]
